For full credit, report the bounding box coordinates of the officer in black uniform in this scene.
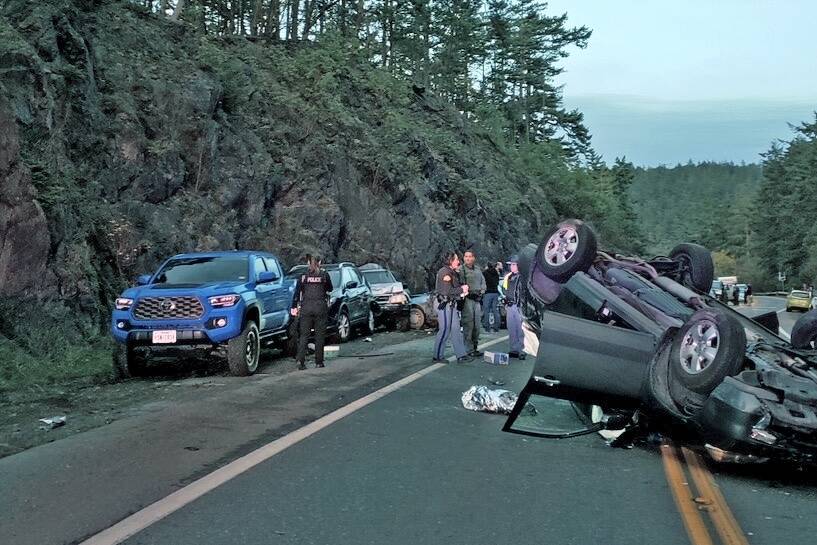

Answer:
[291,255,333,370]
[433,251,472,363]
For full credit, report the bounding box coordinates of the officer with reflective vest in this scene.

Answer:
[502,255,526,360]
[291,255,333,370]
[433,251,473,363]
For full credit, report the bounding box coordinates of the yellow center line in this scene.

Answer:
[682,447,751,545]
[661,442,715,545]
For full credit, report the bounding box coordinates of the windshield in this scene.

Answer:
[791,291,810,298]
[363,271,396,285]
[153,257,248,285]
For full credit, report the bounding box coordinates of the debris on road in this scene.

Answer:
[325,345,340,359]
[461,386,518,414]
[483,351,509,365]
[38,416,67,430]
[487,378,506,386]
[364,337,373,342]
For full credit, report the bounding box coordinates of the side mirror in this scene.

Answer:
[136,274,152,286]
[345,281,358,291]
[258,271,279,283]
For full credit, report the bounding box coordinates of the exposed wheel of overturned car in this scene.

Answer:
[536,219,597,283]
[791,310,817,349]
[669,308,746,395]
[669,243,714,294]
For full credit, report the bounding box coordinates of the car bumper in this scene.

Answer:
[700,377,817,464]
[787,300,810,310]
[373,303,410,319]
[111,313,243,346]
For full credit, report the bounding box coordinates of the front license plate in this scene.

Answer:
[152,330,177,344]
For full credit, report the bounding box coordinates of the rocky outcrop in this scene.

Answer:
[0,93,50,297]
[0,0,557,327]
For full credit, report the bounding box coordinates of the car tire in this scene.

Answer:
[791,310,817,349]
[410,307,426,330]
[535,219,597,283]
[283,317,299,357]
[227,321,261,376]
[396,315,411,332]
[364,309,376,335]
[669,243,714,294]
[113,344,146,379]
[669,309,746,395]
[336,309,352,343]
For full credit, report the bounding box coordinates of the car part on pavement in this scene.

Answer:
[462,386,519,414]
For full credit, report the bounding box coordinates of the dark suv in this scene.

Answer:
[287,262,375,342]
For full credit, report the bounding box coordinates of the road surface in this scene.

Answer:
[1,298,815,545]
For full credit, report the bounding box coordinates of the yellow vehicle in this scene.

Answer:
[785,290,812,312]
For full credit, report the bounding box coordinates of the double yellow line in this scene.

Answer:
[661,441,750,545]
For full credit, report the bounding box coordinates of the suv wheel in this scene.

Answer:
[410,307,426,329]
[336,310,351,343]
[669,309,745,394]
[536,219,597,283]
[228,321,260,376]
[113,344,146,379]
[669,243,714,294]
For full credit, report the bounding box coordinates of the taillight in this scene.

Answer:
[209,294,240,308]
[115,298,134,310]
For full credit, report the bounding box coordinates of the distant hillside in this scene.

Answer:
[629,162,762,255]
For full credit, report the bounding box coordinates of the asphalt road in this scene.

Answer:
[2,298,816,545]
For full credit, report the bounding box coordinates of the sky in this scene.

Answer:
[544,0,817,166]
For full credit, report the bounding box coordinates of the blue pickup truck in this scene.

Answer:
[111,252,298,377]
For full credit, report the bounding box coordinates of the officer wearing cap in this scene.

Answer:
[291,255,333,370]
[502,255,526,360]
[433,251,472,363]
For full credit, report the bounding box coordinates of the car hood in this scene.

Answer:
[370,282,405,296]
[124,282,249,298]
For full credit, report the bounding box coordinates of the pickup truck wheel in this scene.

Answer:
[410,307,426,329]
[670,309,745,394]
[536,219,597,283]
[791,310,817,349]
[282,318,299,357]
[670,243,714,293]
[113,345,146,379]
[228,321,260,376]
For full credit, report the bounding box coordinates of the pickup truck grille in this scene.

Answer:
[133,297,204,320]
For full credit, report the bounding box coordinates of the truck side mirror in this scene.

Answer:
[136,274,152,286]
[258,271,279,283]
[345,281,358,291]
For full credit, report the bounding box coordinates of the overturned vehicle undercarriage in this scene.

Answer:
[503,219,817,465]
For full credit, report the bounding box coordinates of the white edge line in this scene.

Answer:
[82,334,509,545]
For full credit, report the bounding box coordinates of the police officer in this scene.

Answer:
[460,250,486,356]
[291,255,333,370]
[502,255,526,360]
[433,251,473,363]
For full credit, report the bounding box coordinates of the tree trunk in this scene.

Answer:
[251,0,263,35]
[340,0,347,36]
[355,0,364,34]
[302,0,315,38]
[161,0,170,15]
[170,0,186,21]
[265,0,281,38]
[290,0,300,40]
[380,0,389,67]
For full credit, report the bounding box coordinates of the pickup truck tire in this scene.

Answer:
[791,310,817,349]
[113,345,146,379]
[228,321,260,376]
[536,219,597,283]
[669,243,714,294]
[669,309,746,394]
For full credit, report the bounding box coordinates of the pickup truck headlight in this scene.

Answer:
[115,298,134,310]
[388,293,408,304]
[209,294,241,308]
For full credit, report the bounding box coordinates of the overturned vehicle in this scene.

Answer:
[504,219,817,465]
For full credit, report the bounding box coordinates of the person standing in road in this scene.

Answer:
[503,255,526,360]
[291,255,333,370]
[460,250,486,356]
[482,261,502,333]
[433,251,472,363]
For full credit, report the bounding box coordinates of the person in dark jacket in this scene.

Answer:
[482,261,502,332]
[433,251,472,363]
[291,255,333,370]
[502,255,526,360]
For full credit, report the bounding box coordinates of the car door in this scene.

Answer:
[263,257,289,330]
[341,266,362,322]
[351,267,372,321]
[253,257,275,331]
